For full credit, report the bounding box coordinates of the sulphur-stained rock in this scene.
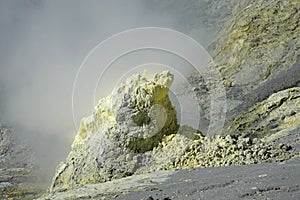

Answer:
[138,126,294,173]
[49,71,179,191]
[223,87,300,155]
[49,84,299,193]
[49,72,299,193]
[189,0,300,123]
[213,87,300,168]
[47,0,300,196]
[211,0,300,89]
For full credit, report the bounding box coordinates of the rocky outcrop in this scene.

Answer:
[163,86,300,170]
[45,0,300,198]
[0,124,34,169]
[189,0,300,123]
[140,89,299,170]
[184,0,300,173]
[50,71,179,191]
[49,71,299,194]
[224,87,300,151]
[0,125,11,159]
[0,123,41,200]
[211,0,299,88]
[42,82,299,198]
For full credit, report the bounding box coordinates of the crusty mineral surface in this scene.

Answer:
[50,71,179,191]
[42,84,300,198]
[147,87,300,171]
[225,87,300,136]
[189,0,300,123]
[44,0,300,198]
[49,71,299,193]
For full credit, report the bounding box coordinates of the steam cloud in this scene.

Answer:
[0,0,215,185]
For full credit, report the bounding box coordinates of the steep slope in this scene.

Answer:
[189,0,300,123]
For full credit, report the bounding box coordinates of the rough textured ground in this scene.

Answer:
[48,71,300,195]
[116,157,300,200]
[41,0,300,199]
[1,0,300,199]
[37,156,300,200]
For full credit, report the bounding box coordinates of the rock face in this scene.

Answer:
[45,0,300,198]
[0,123,41,200]
[225,87,300,137]
[0,124,33,169]
[43,83,299,198]
[151,0,249,48]
[212,0,299,89]
[140,86,299,170]
[49,71,299,193]
[177,87,300,169]
[224,87,300,152]
[189,0,300,123]
[0,125,11,158]
[50,71,179,191]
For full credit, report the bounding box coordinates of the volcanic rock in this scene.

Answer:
[0,123,41,199]
[50,71,179,191]
[189,0,300,123]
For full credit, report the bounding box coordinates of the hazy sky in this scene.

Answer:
[0,0,217,183]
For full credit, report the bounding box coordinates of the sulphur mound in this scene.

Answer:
[49,71,298,193]
[50,71,179,191]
